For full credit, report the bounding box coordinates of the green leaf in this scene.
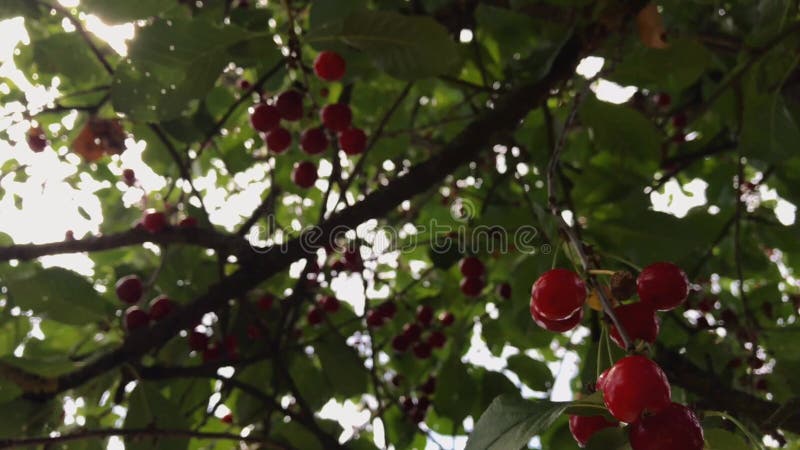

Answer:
[579,96,660,159]
[273,420,323,450]
[611,39,712,92]
[15,33,110,89]
[434,352,479,423]
[704,428,751,450]
[3,267,113,325]
[740,93,800,163]
[111,19,250,121]
[124,383,190,450]
[315,337,368,399]
[506,354,553,391]
[0,0,39,20]
[82,0,178,22]
[584,427,630,450]
[308,11,460,80]
[465,394,568,450]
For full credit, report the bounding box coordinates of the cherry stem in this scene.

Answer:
[587,269,616,276]
[545,85,635,353]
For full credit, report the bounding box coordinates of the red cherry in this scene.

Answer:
[392,334,410,352]
[672,132,686,144]
[413,341,432,359]
[124,306,149,331]
[411,406,427,423]
[427,331,446,348]
[320,103,352,132]
[122,169,136,186]
[420,376,436,394]
[330,259,347,272]
[27,127,47,153]
[459,257,485,278]
[400,396,414,412]
[366,309,384,327]
[599,355,671,423]
[637,262,688,311]
[320,295,341,313]
[417,396,431,411]
[221,413,233,424]
[115,275,143,304]
[402,323,422,341]
[654,93,671,107]
[439,311,455,327]
[238,79,251,90]
[258,295,274,311]
[250,103,280,132]
[266,127,291,153]
[339,128,367,155]
[148,295,174,321]
[629,403,704,450]
[497,282,512,300]
[307,306,324,326]
[224,335,239,360]
[300,127,329,154]
[178,217,197,228]
[292,161,318,189]
[203,342,221,362]
[416,305,434,326]
[188,331,209,351]
[275,90,304,121]
[671,113,688,128]
[531,302,584,332]
[377,301,397,319]
[530,269,586,320]
[569,415,619,447]
[344,247,363,271]
[142,210,168,234]
[609,302,659,349]
[460,276,485,297]
[314,51,346,82]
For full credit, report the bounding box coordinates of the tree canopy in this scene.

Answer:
[0,0,799,449]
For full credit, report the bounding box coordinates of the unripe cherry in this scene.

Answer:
[530,268,586,320]
[599,355,671,423]
[637,262,688,311]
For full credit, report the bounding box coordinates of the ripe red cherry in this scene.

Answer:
[439,311,455,327]
[339,128,367,155]
[292,161,318,189]
[238,79,251,90]
[320,103,352,132]
[188,330,209,351]
[531,302,584,332]
[416,305,434,326]
[628,403,704,450]
[402,323,422,341]
[300,127,328,154]
[115,275,143,304]
[142,210,168,234]
[366,309,384,327]
[258,295,274,311]
[320,295,340,313]
[497,282,512,300]
[413,341,432,359]
[122,169,136,186]
[420,376,436,394]
[221,413,233,424]
[609,302,659,349]
[460,257,485,278]
[203,342,221,362]
[654,93,671,107]
[637,262,689,311]
[378,301,397,319]
[250,103,280,132]
[569,415,618,447]
[224,335,239,360]
[178,217,197,228]
[314,51,346,82]
[124,306,150,331]
[27,127,47,153]
[307,306,324,326]
[460,277,485,297]
[427,331,446,348]
[599,355,671,423]
[671,112,688,128]
[392,334,410,352]
[266,127,291,153]
[275,90,304,121]
[530,269,586,320]
[148,295,174,321]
